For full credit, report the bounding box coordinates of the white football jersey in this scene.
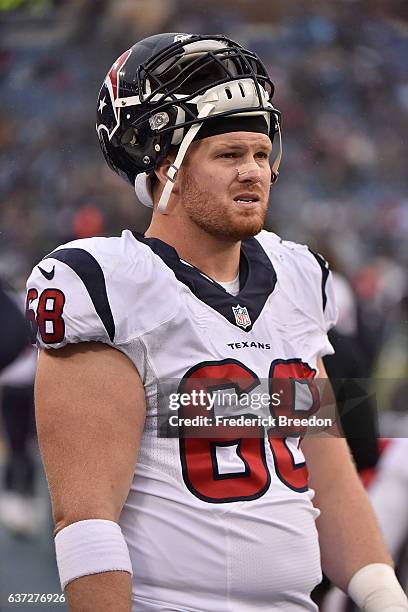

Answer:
[27,229,337,611]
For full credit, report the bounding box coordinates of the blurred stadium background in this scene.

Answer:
[0,0,407,609]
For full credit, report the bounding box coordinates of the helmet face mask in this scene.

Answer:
[138,37,272,102]
[96,33,282,210]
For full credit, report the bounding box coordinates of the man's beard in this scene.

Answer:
[180,173,268,242]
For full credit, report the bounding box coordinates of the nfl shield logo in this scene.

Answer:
[232,305,251,329]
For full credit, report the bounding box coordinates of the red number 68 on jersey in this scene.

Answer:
[178,358,319,503]
[26,288,66,345]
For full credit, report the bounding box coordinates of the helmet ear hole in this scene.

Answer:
[121,127,139,146]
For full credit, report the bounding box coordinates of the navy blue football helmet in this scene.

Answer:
[96,33,281,212]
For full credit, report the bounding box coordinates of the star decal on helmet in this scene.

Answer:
[98,96,107,113]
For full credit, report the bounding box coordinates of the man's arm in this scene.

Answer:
[301,358,392,592]
[35,342,146,612]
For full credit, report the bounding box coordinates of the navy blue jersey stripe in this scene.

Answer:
[308,249,329,311]
[133,233,277,332]
[43,248,115,342]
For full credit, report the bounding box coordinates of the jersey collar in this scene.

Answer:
[133,233,277,332]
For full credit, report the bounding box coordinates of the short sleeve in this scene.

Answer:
[26,248,113,350]
[307,249,338,334]
[301,248,338,358]
[26,232,180,352]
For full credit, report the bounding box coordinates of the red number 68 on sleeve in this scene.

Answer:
[26,288,66,344]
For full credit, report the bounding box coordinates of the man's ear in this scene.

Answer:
[153,155,181,196]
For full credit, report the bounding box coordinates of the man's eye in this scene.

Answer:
[219,152,237,158]
[256,152,269,159]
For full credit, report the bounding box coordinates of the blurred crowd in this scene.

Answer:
[0,0,407,493]
[0,0,407,275]
[1,0,407,403]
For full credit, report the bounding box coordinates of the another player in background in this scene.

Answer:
[0,279,28,372]
[0,281,40,536]
[27,34,408,611]
[0,288,39,537]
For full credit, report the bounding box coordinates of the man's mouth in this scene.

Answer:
[233,192,260,204]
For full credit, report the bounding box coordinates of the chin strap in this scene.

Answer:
[157,102,216,214]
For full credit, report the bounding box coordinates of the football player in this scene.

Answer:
[27,34,408,611]
[0,279,28,371]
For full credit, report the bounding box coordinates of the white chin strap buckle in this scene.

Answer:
[167,164,178,183]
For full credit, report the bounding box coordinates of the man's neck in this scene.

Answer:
[145,221,241,283]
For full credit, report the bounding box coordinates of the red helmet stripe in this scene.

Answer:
[107,49,132,106]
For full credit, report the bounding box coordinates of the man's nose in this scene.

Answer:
[236,162,262,184]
